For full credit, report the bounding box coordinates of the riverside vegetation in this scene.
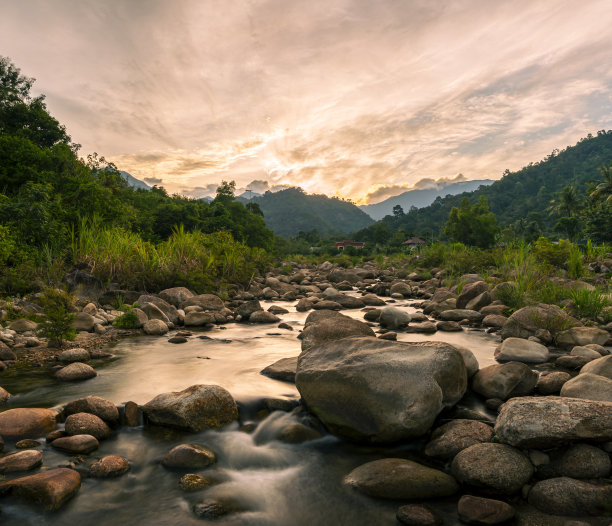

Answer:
[1,56,612,525]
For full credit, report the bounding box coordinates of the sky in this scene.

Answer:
[1,0,612,204]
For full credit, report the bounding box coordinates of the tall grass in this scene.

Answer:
[569,288,611,319]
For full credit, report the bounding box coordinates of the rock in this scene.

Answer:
[276,423,323,444]
[304,310,347,325]
[296,298,314,312]
[344,458,458,499]
[436,320,463,331]
[58,348,90,363]
[580,354,612,379]
[168,335,187,344]
[296,337,467,443]
[137,295,180,324]
[0,342,16,361]
[556,327,609,348]
[457,495,515,525]
[159,287,194,308]
[192,497,244,519]
[55,362,97,382]
[466,291,492,312]
[482,314,507,328]
[8,319,37,333]
[143,319,169,335]
[162,444,216,468]
[51,434,99,454]
[471,362,538,400]
[183,311,216,326]
[249,310,280,323]
[140,302,170,324]
[379,306,411,329]
[536,371,571,395]
[123,401,140,426]
[300,316,375,352]
[494,338,550,364]
[560,373,612,402]
[182,294,225,311]
[0,450,43,473]
[64,396,119,425]
[179,473,211,492]
[15,439,40,449]
[451,443,533,494]
[528,477,612,516]
[73,312,95,332]
[457,281,489,309]
[454,345,479,378]
[312,300,343,310]
[439,309,483,323]
[424,419,494,460]
[501,304,578,340]
[235,299,262,320]
[0,386,10,406]
[556,444,611,479]
[494,396,612,448]
[142,384,238,432]
[389,282,412,297]
[571,345,604,360]
[0,408,58,438]
[278,322,293,331]
[396,504,441,526]
[0,467,81,510]
[260,357,298,383]
[88,455,130,478]
[328,268,359,284]
[64,413,110,440]
[556,355,591,369]
[362,294,386,306]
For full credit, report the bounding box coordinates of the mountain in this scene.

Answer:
[119,171,151,191]
[241,187,375,238]
[353,131,612,240]
[360,179,494,220]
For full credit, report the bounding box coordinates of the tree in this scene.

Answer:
[547,185,583,217]
[392,204,404,218]
[444,196,499,248]
[37,288,76,347]
[587,161,612,203]
[554,216,582,241]
[214,180,236,204]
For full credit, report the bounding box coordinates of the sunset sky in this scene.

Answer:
[1,0,611,203]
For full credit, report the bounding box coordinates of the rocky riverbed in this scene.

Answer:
[0,262,611,525]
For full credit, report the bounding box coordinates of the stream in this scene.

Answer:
[0,300,502,525]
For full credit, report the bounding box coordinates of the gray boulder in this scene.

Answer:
[296,337,467,443]
[137,295,179,324]
[58,348,90,364]
[494,337,550,364]
[528,477,612,517]
[471,362,538,400]
[55,362,97,382]
[159,287,194,308]
[580,354,612,379]
[300,316,374,352]
[424,419,493,460]
[379,306,411,329]
[183,311,216,327]
[182,294,225,311]
[500,304,579,340]
[235,299,262,320]
[73,312,95,332]
[438,309,483,323]
[560,373,612,402]
[556,327,609,348]
[457,281,489,309]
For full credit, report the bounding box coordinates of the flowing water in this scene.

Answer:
[0,299,502,525]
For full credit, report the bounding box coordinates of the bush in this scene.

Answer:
[566,245,584,279]
[569,288,610,319]
[113,309,140,329]
[36,287,76,347]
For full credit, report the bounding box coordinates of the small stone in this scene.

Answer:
[168,336,187,344]
[0,450,43,473]
[15,439,41,449]
[457,495,515,525]
[275,423,323,444]
[51,434,99,454]
[64,413,110,441]
[193,497,243,519]
[536,371,571,395]
[162,444,216,469]
[178,473,212,492]
[123,401,140,426]
[88,455,130,478]
[396,504,441,526]
[58,348,90,363]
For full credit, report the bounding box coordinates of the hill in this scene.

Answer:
[354,131,612,242]
[242,187,375,238]
[360,179,494,220]
[119,171,150,191]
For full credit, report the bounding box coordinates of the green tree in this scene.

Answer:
[392,204,404,218]
[587,161,612,203]
[547,185,583,217]
[554,216,582,241]
[37,288,76,347]
[214,180,236,204]
[444,196,499,248]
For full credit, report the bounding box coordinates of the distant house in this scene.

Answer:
[402,237,426,250]
[334,240,365,250]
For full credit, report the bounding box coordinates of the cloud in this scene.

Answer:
[144,176,163,184]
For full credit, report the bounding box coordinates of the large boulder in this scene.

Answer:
[235,299,262,320]
[8,319,37,333]
[58,348,90,364]
[457,281,489,309]
[424,419,494,460]
[345,458,458,500]
[55,362,97,382]
[528,477,612,517]
[494,396,612,448]
[300,316,375,352]
[64,413,110,440]
[73,312,95,332]
[249,310,280,323]
[0,468,81,510]
[471,362,538,400]
[494,338,550,364]
[159,287,194,308]
[438,309,483,323]
[580,354,612,379]
[260,357,298,383]
[183,311,216,327]
[162,444,216,469]
[451,443,533,494]
[296,337,467,443]
[142,384,238,432]
[379,306,411,329]
[64,395,119,425]
[500,304,579,340]
[143,319,169,335]
[327,268,359,284]
[556,326,609,348]
[137,295,180,324]
[560,373,612,402]
[0,450,43,473]
[0,408,58,438]
[51,434,99,454]
[182,294,225,311]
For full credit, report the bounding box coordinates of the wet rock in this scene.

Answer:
[275,423,323,444]
[378,306,411,329]
[51,434,99,454]
[0,450,43,473]
[436,320,462,331]
[278,322,293,331]
[159,287,194,308]
[46,430,66,442]
[494,396,612,448]
[424,419,494,460]
[471,362,538,400]
[494,338,550,364]
[123,401,140,426]
[179,473,211,492]
[162,443,216,469]
[143,319,169,335]
[0,408,58,438]
[454,345,479,378]
[56,362,97,382]
[556,327,609,348]
[560,373,612,402]
[296,337,467,443]
[89,455,130,478]
[142,384,238,432]
[396,504,441,526]
[451,443,533,494]
[168,335,187,344]
[378,331,397,340]
[15,439,40,449]
[0,467,81,510]
[439,309,483,323]
[345,458,458,499]
[536,371,571,395]
[0,386,10,406]
[64,395,119,425]
[300,315,375,352]
[528,477,612,516]
[58,348,90,363]
[260,357,298,383]
[457,495,515,525]
[192,497,244,519]
[555,355,591,369]
[8,319,37,333]
[235,300,262,320]
[64,413,111,441]
[556,444,611,479]
[249,310,280,323]
[296,298,314,312]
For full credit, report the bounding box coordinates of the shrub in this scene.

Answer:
[569,288,610,319]
[566,245,584,280]
[37,287,76,347]
[113,309,140,329]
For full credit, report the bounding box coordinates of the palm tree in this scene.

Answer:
[587,161,612,203]
[547,185,582,217]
